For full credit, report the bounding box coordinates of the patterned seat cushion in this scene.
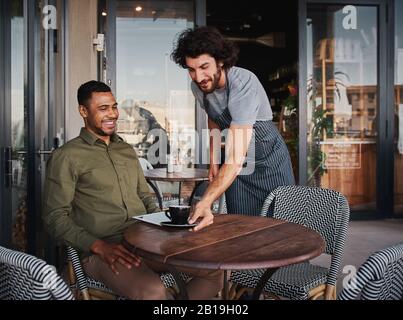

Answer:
[70,272,190,298]
[230,262,328,300]
[159,272,191,288]
[67,245,190,299]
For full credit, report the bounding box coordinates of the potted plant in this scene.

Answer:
[307,66,351,186]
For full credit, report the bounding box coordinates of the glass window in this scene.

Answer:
[306,4,378,211]
[10,0,27,251]
[115,0,195,168]
[394,0,403,215]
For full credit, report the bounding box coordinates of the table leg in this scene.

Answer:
[178,181,182,205]
[146,180,163,210]
[252,268,279,300]
[167,265,189,300]
[223,270,229,300]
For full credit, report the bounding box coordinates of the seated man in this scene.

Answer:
[42,80,223,300]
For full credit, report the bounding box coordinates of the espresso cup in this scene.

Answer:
[165,205,191,225]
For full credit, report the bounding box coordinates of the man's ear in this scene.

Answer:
[218,61,224,68]
[78,105,88,118]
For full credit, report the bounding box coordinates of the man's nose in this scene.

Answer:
[108,107,118,118]
[195,70,204,83]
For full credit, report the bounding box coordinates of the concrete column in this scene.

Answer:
[65,0,98,141]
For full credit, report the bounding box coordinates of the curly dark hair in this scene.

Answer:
[171,26,239,69]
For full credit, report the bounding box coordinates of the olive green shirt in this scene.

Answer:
[42,128,159,256]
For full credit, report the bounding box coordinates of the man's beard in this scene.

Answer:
[198,68,222,94]
[94,127,111,136]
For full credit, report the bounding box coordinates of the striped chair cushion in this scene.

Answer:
[70,272,190,294]
[230,262,328,300]
[67,246,190,299]
[159,272,191,289]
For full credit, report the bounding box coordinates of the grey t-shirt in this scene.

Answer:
[191,66,273,125]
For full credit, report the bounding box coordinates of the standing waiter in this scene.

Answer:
[171,26,294,231]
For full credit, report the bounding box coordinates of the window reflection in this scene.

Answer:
[115,0,195,166]
[395,0,403,215]
[307,5,378,211]
[11,0,27,252]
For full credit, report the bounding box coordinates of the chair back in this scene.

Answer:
[138,157,154,171]
[67,246,89,294]
[0,245,74,300]
[138,157,163,196]
[260,185,350,286]
[339,243,403,300]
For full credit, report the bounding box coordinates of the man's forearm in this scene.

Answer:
[200,163,241,206]
[43,208,98,252]
[140,193,159,213]
[209,118,221,166]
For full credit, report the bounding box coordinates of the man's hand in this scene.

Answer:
[188,201,214,232]
[90,240,141,275]
[208,164,219,182]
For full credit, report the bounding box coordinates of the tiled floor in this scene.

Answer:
[311,218,403,296]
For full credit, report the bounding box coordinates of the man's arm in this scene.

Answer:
[189,124,253,230]
[42,151,99,253]
[208,118,221,182]
[137,159,160,213]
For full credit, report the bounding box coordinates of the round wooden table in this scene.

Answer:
[123,214,325,299]
[143,168,209,208]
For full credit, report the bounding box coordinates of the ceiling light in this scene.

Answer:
[135,6,142,12]
[101,11,107,16]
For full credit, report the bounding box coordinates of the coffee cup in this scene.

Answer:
[165,205,191,225]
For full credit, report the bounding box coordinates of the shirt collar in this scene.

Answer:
[79,128,121,145]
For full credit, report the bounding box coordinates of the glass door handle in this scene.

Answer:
[36,137,59,156]
[36,150,54,155]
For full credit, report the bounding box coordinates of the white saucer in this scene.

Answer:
[160,221,198,228]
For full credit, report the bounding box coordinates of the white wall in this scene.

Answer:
[65,0,98,142]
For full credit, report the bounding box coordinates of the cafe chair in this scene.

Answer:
[67,246,189,300]
[230,185,350,300]
[67,246,120,300]
[138,157,179,209]
[0,245,74,300]
[338,243,403,300]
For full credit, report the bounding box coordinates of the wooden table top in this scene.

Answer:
[123,214,325,270]
[143,168,209,182]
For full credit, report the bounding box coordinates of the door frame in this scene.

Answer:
[298,0,395,218]
[0,0,12,247]
[0,0,39,252]
[0,0,57,254]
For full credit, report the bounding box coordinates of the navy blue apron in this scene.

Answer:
[203,73,295,216]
